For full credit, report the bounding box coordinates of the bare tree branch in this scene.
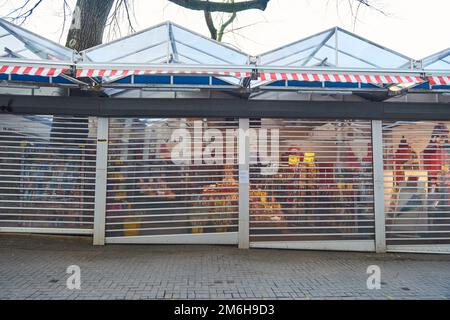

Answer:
[222,20,267,35]
[203,0,238,41]
[353,0,387,15]
[217,2,236,42]
[168,0,270,13]
[2,0,390,48]
[104,0,137,41]
[6,0,44,25]
[203,9,217,40]
[58,0,71,42]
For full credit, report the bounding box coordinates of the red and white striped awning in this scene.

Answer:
[0,64,68,77]
[76,68,252,78]
[1,61,449,86]
[428,75,450,86]
[75,67,430,85]
[258,72,425,84]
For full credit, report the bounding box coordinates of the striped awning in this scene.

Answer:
[75,67,429,85]
[0,63,69,77]
[428,75,450,86]
[75,68,252,79]
[257,72,426,84]
[1,61,450,86]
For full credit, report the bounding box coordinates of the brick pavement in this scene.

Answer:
[0,234,449,300]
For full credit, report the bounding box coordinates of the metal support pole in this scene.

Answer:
[238,118,250,249]
[334,27,339,67]
[93,117,109,245]
[372,120,386,253]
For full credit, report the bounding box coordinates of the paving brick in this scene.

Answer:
[1,234,450,300]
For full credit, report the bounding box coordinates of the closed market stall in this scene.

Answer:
[1,20,450,254]
[249,119,375,251]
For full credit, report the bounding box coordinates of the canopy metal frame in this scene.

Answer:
[422,47,450,70]
[0,20,449,99]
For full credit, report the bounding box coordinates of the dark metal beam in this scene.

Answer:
[0,94,449,120]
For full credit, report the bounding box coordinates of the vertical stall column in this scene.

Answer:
[93,117,109,245]
[372,120,386,253]
[239,118,250,249]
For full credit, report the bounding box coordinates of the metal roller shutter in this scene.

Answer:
[383,121,450,253]
[0,115,97,234]
[105,117,239,244]
[249,119,375,251]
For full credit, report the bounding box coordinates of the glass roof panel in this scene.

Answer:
[83,24,167,62]
[335,51,379,68]
[258,27,412,69]
[259,30,333,66]
[426,60,450,70]
[305,44,337,67]
[174,55,199,64]
[269,47,317,67]
[0,25,37,59]
[311,44,382,68]
[109,43,169,63]
[423,49,450,70]
[171,24,248,65]
[0,18,73,61]
[331,30,410,68]
[82,22,248,65]
[174,42,235,65]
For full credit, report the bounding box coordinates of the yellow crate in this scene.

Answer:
[192,226,203,234]
[123,221,140,237]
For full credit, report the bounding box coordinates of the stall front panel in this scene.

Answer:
[383,121,450,253]
[0,115,97,234]
[249,119,375,251]
[105,117,240,244]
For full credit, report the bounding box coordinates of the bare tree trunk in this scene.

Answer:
[66,0,115,51]
[204,10,217,40]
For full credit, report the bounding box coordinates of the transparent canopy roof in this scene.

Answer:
[258,27,412,69]
[422,48,450,70]
[0,18,73,61]
[82,21,248,65]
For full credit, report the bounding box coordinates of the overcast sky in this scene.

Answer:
[0,0,448,59]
